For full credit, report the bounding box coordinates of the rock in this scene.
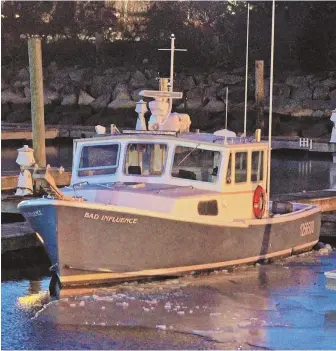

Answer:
[107,96,136,110]
[291,108,314,117]
[15,67,30,82]
[61,93,77,106]
[303,99,336,111]
[1,89,28,104]
[186,87,203,101]
[131,88,143,101]
[44,89,60,105]
[1,78,10,91]
[301,123,328,138]
[193,73,206,86]
[129,70,147,89]
[217,86,245,103]
[90,94,111,112]
[204,98,225,113]
[313,86,330,100]
[285,76,310,87]
[214,74,244,85]
[6,107,31,123]
[203,85,220,101]
[13,80,29,88]
[271,97,297,115]
[78,90,95,105]
[312,110,325,118]
[91,76,114,98]
[48,61,58,74]
[49,82,65,92]
[330,89,336,100]
[182,76,196,90]
[107,83,136,110]
[143,68,157,79]
[113,83,131,100]
[320,79,336,89]
[69,68,87,82]
[265,82,291,99]
[291,86,312,101]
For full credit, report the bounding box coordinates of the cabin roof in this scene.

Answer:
[75,131,268,149]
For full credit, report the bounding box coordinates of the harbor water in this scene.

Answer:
[2,248,336,349]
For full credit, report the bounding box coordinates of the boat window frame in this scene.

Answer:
[234,151,249,184]
[122,141,169,177]
[77,142,121,178]
[251,150,264,183]
[169,144,223,185]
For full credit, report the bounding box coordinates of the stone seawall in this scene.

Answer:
[2,63,336,138]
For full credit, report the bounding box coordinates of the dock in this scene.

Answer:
[1,123,96,140]
[273,189,336,212]
[1,221,40,253]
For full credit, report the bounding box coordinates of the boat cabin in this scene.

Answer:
[68,131,268,221]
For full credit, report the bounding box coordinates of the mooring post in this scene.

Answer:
[255,60,265,135]
[28,38,46,168]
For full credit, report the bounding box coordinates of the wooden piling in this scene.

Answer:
[255,60,265,135]
[28,38,46,167]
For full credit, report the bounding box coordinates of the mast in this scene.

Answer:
[266,0,275,217]
[243,4,250,137]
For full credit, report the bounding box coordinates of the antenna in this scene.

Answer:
[158,34,187,94]
[157,34,187,126]
[225,86,229,145]
[243,4,250,137]
[266,0,275,217]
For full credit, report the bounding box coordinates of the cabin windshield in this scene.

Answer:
[124,143,168,176]
[171,146,221,183]
[78,143,120,177]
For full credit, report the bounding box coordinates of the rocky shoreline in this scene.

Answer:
[2,63,335,138]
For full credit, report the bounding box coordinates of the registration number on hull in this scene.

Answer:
[300,221,314,237]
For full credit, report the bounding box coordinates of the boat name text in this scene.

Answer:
[24,210,43,217]
[300,221,314,237]
[84,212,138,224]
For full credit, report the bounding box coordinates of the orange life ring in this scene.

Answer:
[253,185,266,219]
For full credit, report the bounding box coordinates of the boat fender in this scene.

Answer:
[253,185,266,219]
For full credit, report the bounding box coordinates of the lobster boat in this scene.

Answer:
[18,33,321,292]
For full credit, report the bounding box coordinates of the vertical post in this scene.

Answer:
[255,60,265,135]
[28,38,46,167]
[243,4,250,137]
[266,0,275,218]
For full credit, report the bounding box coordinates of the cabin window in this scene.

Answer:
[124,143,167,176]
[235,152,247,183]
[78,144,120,177]
[251,151,264,182]
[171,146,220,183]
[226,153,232,184]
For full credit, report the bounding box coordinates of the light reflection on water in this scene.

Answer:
[1,142,334,194]
[1,249,336,350]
